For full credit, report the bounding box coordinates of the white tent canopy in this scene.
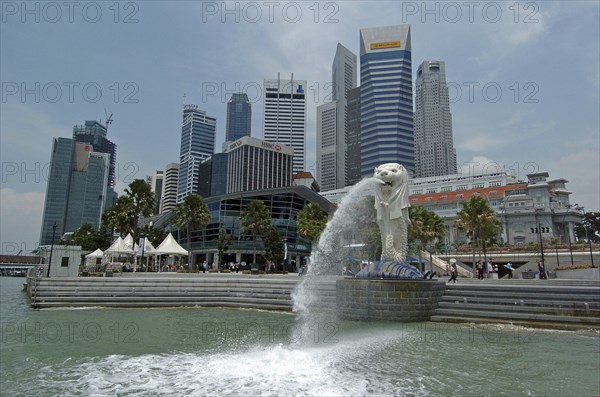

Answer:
[136,237,156,256]
[154,233,188,256]
[105,236,134,255]
[85,248,104,258]
[123,233,135,250]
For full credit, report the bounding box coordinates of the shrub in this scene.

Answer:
[556,263,595,271]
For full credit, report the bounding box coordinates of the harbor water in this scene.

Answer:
[1,277,599,396]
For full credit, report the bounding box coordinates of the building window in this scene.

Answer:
[61,257,69,267]
[456,194,464,198]
[427,188,437,194]
[473,183,484,189]
[457,185,468,191]
[441,186,451,192]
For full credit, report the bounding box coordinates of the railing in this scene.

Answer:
[420,250,473,278]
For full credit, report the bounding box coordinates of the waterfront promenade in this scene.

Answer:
[25,271,600,331]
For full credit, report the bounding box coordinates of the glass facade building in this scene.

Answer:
[175,186,335,269]
[225,93,252,142]
[359,25,414,177]
[177,104,217,203]
[39,139,110,245]
[414,60,457,178]
[263,73,307,174]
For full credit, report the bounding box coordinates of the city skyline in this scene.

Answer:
[1,2,599,253]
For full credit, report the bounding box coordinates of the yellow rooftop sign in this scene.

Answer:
[370,41,401,50]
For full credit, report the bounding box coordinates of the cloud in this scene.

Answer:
[0,188,45,254]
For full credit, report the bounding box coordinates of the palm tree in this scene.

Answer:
[102,195,136,237]
[297,202,328,244]
[264,225,284,271]
[124,179,156,231]
[456,196,499,276]
[216,229,232,271]
[409,206,445,272]
[173,194,210,269]
[240,200,271,267]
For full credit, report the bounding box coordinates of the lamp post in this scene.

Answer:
[140,232,146,272]
[565,204,575,266]
[535,210,545,268]
[575,204,595,268]
[46,222,57,277]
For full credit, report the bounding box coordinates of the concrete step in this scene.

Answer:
[437,302,600,317]
[34,301,293,310]
[433,307,600,324]
[441,295,600,310]
[442,289,600,302]
[429,315,600,331]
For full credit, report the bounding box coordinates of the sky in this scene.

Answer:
[1,1,599,254]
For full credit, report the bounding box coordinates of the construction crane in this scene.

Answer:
[104,108,114,131]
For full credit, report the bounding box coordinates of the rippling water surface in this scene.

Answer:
[1,277,599,396]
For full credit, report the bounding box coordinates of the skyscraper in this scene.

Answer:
[39,138,110,245]
[317,43,358,191]
[225,93,252,142]
[177,104,216,203]
[359,25,414,176]
[263,73,307,174]
[345,86,362,186]
[149,170,164,215]
[223,136,294,194]
[160,163,179,214]
[414,60,457,177]
[72,120,116,188]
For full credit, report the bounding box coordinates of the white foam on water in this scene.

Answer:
[26,327,425,396]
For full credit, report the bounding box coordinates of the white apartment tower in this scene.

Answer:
[263,73,307,174]
[160,163,179,214]
[317,43,357,191]
[414,61,457,178]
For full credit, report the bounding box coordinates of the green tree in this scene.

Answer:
[264,225,284,270]
[138,223,168,249]
[173,194,211,268]
[124,179,156,230]
[409,206,445,272]
[240,200,271,266]
[455,196,499,275]
[479,216,502,267]
[297,202,328,243]
[575,211,600,243]
[60,223,111,251]
[216,229,232,271]
[102,195,136,237]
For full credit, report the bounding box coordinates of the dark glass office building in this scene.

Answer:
[225,93,252,142]
[40,139,110,245]
[359,25,414,176]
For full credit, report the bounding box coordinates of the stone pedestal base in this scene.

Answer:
[336,279,445,322]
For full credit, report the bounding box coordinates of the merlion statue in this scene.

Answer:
[373,163,410,262]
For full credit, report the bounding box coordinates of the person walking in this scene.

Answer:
[476,261,484,280]
[504,262,514,279]
[449,259,458,283]
[538,261,547,279]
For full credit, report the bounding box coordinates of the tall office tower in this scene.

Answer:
[72,120,116,188]
[359,25,414,177]
[345,87,362,186]
[263,73,307,174]
[40,139,110,245]
[149,170,164,215]
[160,163,179,214]
[414,61,457,178]
[317,43,358,191]
[177,104,216,203]
[225,93,252,142]
[223,136,294,194]
[316,102,338,191]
